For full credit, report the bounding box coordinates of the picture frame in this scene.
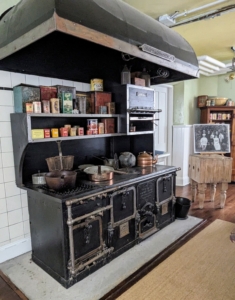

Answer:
[193,124,230,153]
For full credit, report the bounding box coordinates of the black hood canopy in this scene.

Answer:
[0,0,199,84]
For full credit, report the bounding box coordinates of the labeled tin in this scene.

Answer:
[50,98,60,114]
[42,100,50,113]
[78,127,84,136]
[99,106,107,114]
[44,129,51,138]
[227,113,231,120]
[106,102,115,114]
[59,92,73,114]
[51,128,59,138]
[86,129,93,135]
[60,127,68,137]
[87,119,98,130]
[78,96,86,114]
[98,123,104,134]
[33,101,42,113]
[70,128,77,136]
[90,79,103,91]
[25,103,34,113]
[31,129,44,139]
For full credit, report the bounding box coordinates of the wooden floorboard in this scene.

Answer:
[1,183,235,299]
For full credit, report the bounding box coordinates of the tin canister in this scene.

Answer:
[33,101,42,113]
[210,99,215,106]
[51,128,59,138]
[90,79,103,91]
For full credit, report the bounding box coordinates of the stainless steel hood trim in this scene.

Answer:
[0,16,56,61]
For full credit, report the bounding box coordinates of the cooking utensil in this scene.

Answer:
[45,170,77,190]
[137,151,158,167]
[83,165,127,181]
[119,152,136,168]
[93,156,116,168]
[32,170,46,185]
[46,140,74,171]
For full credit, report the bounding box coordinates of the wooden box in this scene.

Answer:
[101,118,115,133]
[131,77,145,87]
[88,91,112,114]
[189,154,232,183]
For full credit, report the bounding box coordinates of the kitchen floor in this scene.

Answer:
[1,183,235,300]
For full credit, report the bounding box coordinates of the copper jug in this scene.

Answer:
[137,151,158,167]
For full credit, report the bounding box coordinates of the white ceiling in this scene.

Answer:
[124,0,235,75]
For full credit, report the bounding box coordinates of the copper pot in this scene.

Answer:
[45,170,77,190]
[137,151,158,167]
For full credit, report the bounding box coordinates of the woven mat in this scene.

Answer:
[118,219,235,300]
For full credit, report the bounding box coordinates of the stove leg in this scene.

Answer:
[198,183,207,209]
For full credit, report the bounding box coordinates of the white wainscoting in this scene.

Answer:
[172,125,194,186]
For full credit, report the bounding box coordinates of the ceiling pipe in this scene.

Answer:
[174,0,228,19]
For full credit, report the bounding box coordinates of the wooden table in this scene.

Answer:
[188,154,232,209]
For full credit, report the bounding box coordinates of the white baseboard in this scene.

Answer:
[176,176,190,186]
[0,238,32,263]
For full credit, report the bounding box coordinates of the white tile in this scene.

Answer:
[11,72,26,87]
[0,90,13,106]
[9,222,24,239]
[6,195,21,211]
[0,71,11,88]
[1,137,13,152]
[82,83,91,91]
[0,240,8,247]
[0,183,6,199]
[0,155,2,168]
[4,181,20,197]
[3,167,15,182]
[2,152,14,168]
[0,198,7,213]
[25,75,39,86]
[11,235,24,243]
[23,220,30,235]
[51,78,63,86]
[24,233,30,239]
[22,207,29,221]
[21,193,28,208]
[0,106,14,122]
[0,168,3,183]
[73,82,83,91]
[0,139,2,152]
[20,189,27,195]
[62,80,73,87]
[0,122,12,137]
[0,227,10,243]
[39,77,52,86]
[8,208,23,225]
[0,212,8,228]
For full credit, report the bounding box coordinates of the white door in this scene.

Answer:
[151,85,173,165]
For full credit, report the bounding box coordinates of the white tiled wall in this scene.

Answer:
[0,71,90,254]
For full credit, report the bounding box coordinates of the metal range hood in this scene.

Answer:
[0,0,199,84]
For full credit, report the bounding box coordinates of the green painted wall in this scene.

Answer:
[184,79,199,125]
[217,73,235,100]
[173,82,184,125]
[0,0,20,14]
[198,76,218,96]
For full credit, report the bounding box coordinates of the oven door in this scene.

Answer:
[156,174,174,204]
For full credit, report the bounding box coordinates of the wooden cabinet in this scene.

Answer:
[200,106,235,181]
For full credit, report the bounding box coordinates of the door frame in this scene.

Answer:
[151,84,173,165]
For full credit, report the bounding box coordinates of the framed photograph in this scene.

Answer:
[193,124,230,153]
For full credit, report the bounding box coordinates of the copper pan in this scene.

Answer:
[83,165,127,181]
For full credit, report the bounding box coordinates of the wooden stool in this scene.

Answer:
[189,154,232,209]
